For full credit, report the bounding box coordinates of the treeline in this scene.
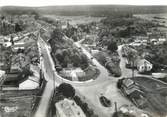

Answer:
[98,13,158,39]
[0,6,39,16]
[37,5,167,16]
[1,5,166,17]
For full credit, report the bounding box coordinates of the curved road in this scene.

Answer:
[35,36,144,117]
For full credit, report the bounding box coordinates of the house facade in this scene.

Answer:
[137,59,153,73]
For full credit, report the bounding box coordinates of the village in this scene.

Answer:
[0,5,167,117]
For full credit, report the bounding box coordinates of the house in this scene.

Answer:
[1,64,41,90]
[12,35,37,51]
[20,35,37,44]
[120,78,146,108]
[137,59,153,73]
[129,41,142,47]
[19,65,40,90]
[141,40,148,45]
[158,38,166,44]
[0,70,6,87]
[3,42,12,47]
[55,98,86,117]
[12,42,25,50]
[60,68,85,81]
[121,78,142,96]
[150,39,158,45]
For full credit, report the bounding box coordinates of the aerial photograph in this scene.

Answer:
[0,0,167,117]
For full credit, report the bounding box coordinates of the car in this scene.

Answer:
[99,95,111,107]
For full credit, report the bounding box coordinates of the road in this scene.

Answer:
[73,42,135,117]
[118,45,151,78]
[34,35,59,117]
[35,35,147,117]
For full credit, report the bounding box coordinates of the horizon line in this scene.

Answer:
[1,4,167,7]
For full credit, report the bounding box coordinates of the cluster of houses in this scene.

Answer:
[122,44,153,74]
[0,29,44,117]
[129,36,166,47]
[0,30,42,90]
[122,35,167,74]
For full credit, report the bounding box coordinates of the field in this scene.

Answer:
[134,13,167,27]
[43,15,104,25]
[0,90,39,117]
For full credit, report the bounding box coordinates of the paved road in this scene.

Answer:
[35,36,146,117]
[34,36,58,117]
[74,42,135,117]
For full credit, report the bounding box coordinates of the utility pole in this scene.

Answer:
[114,102,118,117]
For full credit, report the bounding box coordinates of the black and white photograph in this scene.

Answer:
[0,0,167,117]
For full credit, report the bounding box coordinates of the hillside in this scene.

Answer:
[0,5,167,16]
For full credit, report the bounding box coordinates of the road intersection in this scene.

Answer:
[35,35,145,117]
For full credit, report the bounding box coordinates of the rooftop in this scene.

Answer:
[55,98,86,117]
[123,79,135,88]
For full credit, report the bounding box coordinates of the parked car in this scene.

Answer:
[99,95,111,107]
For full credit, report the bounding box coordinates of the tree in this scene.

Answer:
[127,51,138,78]
[107,41,118,52]
[57,83,75,98]
[50,28,64,42]
[15,23,22,32]
[80,54,89,69]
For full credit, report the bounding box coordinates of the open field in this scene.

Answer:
[134,13,167,26]
[0,90,39,117]
[43,15,104,25]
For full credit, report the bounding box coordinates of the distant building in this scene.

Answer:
[150,38,158,45]
[12,34,37,51]
[55,98,86,117]
[3,42,12,47]
[158,38,166,44]
[129,41,142,47]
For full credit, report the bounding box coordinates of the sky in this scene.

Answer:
[0,0,167,6]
